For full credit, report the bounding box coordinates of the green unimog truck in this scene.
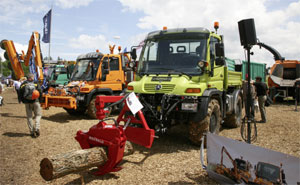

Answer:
[127,25,243,145]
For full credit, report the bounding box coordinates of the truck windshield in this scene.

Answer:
[52,67,67,81]
[71,59,100,81]
[257,163,280,183]
[138,38,207,75]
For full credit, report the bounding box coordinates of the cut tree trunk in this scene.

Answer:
[40,141,134,181]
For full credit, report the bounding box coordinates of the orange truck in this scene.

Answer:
[41,46,136,118]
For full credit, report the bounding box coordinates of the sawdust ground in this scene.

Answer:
[0,87,299,185]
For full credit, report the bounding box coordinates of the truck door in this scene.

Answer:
[102,56,123,90]
[209,36,224,89]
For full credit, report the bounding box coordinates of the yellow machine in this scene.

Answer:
[1,31,44,82]
[41,46,136,118]
[253,162,286,185]
[215,146,252,183]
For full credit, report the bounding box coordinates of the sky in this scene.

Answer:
[0,0,299,67]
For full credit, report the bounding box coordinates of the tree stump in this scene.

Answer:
[40,141,134,181]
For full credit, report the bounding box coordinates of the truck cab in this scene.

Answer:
[127,26,242,144]
[46,65,71,86]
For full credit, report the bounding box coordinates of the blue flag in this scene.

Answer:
[42,9,52,43]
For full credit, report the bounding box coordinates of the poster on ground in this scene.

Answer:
[202,133,300,184]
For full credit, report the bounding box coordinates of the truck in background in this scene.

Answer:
[256,42,300,102]
[41,47,136,118]
[45,64,75,86]
[226,58,266,82]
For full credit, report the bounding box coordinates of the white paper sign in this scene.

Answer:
[126,92,143,115]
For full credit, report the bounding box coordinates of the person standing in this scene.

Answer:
[13,79,22,103]
[0,81,3,106]
[19,73,43,138]
[242,79,256,120]
[254,76,268,123]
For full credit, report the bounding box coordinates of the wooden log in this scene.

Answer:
[40,141,134,181]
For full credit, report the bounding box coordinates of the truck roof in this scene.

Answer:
[77,52,103,60]
[147,27,210,39]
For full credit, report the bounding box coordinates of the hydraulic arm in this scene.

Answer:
[1,31,44,82]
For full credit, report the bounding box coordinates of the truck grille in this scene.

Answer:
[144,83,175,93]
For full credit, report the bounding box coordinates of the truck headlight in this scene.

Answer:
[181,103,198,111]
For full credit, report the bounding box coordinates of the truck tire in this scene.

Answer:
[188,99,221,145]
[223,95,242,128]
[64,107,86,116]
[87,95,111,119]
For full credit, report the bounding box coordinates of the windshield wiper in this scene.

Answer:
[147,67,192,79]
[173,70,192,79]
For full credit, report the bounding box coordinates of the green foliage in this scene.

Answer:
[2,60,11,77]
[0,58,29,78]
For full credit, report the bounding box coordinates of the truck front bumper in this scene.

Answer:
[41,95,77,109]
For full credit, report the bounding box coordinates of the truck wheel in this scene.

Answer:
[223,95,242,128]
[87,95,111,119]
[64,107,86,116]
[188,99,221,145]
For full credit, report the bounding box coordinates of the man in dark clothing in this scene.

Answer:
[19,73,43,138]
[242,80,256,120]
[254,76,268,123]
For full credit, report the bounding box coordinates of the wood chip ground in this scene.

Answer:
[1,87,299,184]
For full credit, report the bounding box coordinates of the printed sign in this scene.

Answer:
[201,133,300,184]
[126,92,143,115]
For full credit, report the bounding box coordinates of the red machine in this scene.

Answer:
[75,94,155,176]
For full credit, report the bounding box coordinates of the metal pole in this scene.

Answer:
[246,47,251,144]
[48,6,52,65]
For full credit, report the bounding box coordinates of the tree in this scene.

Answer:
[44,56,53,60]
[1,59,29,78]
[2,60,11,77]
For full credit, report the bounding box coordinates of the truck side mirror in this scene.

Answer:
[103,60,109,70]
[215,43,225,66]
[101,58,109,81]
[215,43,224,57]
[130,48,137,61]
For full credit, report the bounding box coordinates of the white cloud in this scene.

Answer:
[0,51,4,61]
[21,19,39,29]
[0,0,49,24]
[119,0,300,66]
[69,34,111,53]
[76,27,84,32]
[55,0,94,9]
[127,32,147,46]
[0,0,94,25]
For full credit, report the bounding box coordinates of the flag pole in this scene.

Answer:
[48,6,52,65]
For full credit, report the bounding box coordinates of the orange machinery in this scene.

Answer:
[41,46,137,118]
[1,31,44,82]
[257,42,300,101]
